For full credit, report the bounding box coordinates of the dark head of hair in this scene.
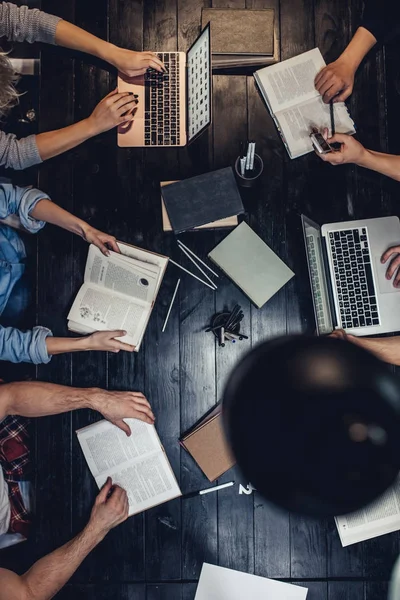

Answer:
[223,336,400,517]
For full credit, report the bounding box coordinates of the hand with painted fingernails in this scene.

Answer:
[109,48,166,77]
[88,89,139,134]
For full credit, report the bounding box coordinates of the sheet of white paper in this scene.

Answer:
[195,564,308,600]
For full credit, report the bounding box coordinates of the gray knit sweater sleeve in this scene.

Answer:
[0,2,61,44]
[0,130,42,170]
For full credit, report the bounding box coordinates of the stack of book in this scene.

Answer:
[201,8,279,70]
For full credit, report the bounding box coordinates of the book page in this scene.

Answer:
[117,242,168,291]
[67,283,150,347]
[77,419,181,515]
[276,96,355,158]
[335,478,400,547]
[255,47,325,113]
[84,245,158,304]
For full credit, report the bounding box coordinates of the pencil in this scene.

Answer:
[178,244,217,289]
[162,279,180,332]
[177,240,219,278]
[330,101,335,136]
[169,258,216,290]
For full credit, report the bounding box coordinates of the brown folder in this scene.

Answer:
[181,411,235,482]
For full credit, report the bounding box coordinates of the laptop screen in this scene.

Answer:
[187,24,211,143]
[301,215,333,335]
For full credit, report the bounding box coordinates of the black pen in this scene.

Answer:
[181,481,235,500]
[330,100,335,136]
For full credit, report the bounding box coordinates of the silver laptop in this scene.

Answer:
[117,24,211,148]
[301,214,400,336]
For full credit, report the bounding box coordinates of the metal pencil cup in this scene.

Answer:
[234,154,264,188]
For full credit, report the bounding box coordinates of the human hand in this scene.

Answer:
[89,389,155,434]
[314,58,356,103]
[109,47,166,77]
[88,477,129,540]
[81,224,119,256]
[316,130,367,166]
[85,330,135,353]
[87,89,138,135]
[381,246,400,287]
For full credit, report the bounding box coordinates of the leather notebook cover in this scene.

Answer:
[208,222,295,308]
[160,182,238,231]
[181,412,235,482]
[161,167,244,234]
[201,8,274,56]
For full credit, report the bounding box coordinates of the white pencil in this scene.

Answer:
[178,245,217,289]
[169,258,216,290]
[181,481,235,499]
[177,239,219,278]
[249,142,256,171]
[162,278,180,333]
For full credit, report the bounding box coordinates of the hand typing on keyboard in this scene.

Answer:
[88,89,139,134]
[109,48,166,77]
[381,246,400,288]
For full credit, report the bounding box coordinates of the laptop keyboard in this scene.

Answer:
[329,227,380,329]
[144,52,180,146]
[306,235,327,332]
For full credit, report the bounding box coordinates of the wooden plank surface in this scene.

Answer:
[1,0,398,598]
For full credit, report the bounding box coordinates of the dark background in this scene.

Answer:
[1,0,400,598]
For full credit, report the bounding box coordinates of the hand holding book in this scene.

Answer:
[88,390,155,434]
[88,476,129,541]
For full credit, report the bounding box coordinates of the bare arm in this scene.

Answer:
[315,27,377,103]
[54,19,165,76]
[0,479,128,600]
[35,90,138,162]
[0,381,154,432]
[330,330,400,366]
[317,131,400,181]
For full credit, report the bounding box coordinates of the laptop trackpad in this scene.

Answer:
[374,256,400,294]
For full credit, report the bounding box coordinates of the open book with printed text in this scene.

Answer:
[254,48,356,159]
[67,242,168,351]
[76,419,181,515]
[335,477,400,546]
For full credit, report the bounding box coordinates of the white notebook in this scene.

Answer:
[208,222,294,308]
[195,564,308,599]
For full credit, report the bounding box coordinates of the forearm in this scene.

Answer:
[20,524,103,600]
[54,19,119,67]
[35,119,98,162]
[30,200,88,237]
[350,335,400,366]
[0,381,100,418]
[339,27,377,71]
[356,149,400,181]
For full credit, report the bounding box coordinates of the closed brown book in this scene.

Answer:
[201,8,274,56]
[180,410,235,482]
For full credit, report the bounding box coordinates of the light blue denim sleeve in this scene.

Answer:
[0,325,52,364]
[0,183,50,233]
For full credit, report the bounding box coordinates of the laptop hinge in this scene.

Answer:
[321,235,338,328]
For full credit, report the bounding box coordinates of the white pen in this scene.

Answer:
[181,481,235,499]
[169,258,216,290]
[162,278,180,333]
[249,142,256,171]
[178,244,217,289]
[177,240,219,278]
[240,156,246,177]
[245,142,251,171]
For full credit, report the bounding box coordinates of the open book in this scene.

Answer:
[67,242,168,351]
[76,419,181,515]
[335,477,400,547]
[254,48,355,159]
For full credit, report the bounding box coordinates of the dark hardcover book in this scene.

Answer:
[161,167,244,234]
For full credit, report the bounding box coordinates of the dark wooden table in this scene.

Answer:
[2,0,400,598]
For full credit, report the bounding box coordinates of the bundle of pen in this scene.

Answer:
[239,141,256,177]
[206,304,248,347]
